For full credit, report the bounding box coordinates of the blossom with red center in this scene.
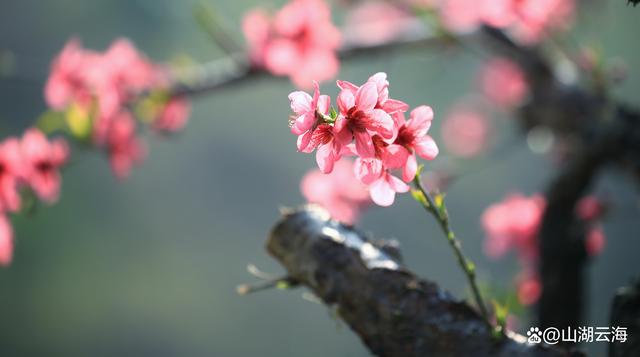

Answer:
[0,214,13,266]
[481,193,545,261]
[106,113,146,180]
[441,107,490,158]
[242,0,341,88]
[289,72,437,207]
[153,97,191,133]
[479,58,527,108]
[335,82,395,158]
[289,82,349,173]
[21,129,69,204]
[0,138,24,212]
[393,106,439,181]
[338,72,409,116]
[301,160,371,224]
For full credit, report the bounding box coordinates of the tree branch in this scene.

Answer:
[266,205,580,357]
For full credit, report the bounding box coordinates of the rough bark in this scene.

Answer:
[266,205,581,357]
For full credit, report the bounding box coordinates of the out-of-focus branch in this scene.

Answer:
[167,29,449,98]
[480,25,640,330]
[266,205,579,357]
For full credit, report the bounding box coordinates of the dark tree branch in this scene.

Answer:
[480,25,640,330]
[609,279,640,357]
[266,205,581,357]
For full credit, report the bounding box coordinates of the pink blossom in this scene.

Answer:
[21,129,69,204]
[586,226,606,257]
[436,0,575,44]
[106,113,146,179]
[516,272,542,306]
[479,58,527,108]
[369,170,410,207]
[153,97,191,133]
[335,82,395,158]
[45,39,95,110]
[0,214,13,266]
[512,0,575,44]
[576,196,605,222]
[337,72,409,115]
[393,106,439,180]
[289,82,349,173]
[0,138,24,212]
[301,160,371,224]
[242,0,341,88]
[344,1,422,46]
[441,108,490,158]
[481,194,545,261]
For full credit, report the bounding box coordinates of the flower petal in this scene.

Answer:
[369,175,395,207]
[354,131,375,158]
[415,135,439,160]
[355,82,378,112]
[408,105,434,137]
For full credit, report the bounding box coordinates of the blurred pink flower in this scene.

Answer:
[46,38,160,118]
[45,38,95,110]
[21,129,69,204]
[479,57,527,108]
[481,193,545,261]
[106,113,146,179]
[0,214,13,266]
[516,272,542,306]
[512,0,575,44]
[0,138,24,212]
[441,108,490,158]
[344,1,422,46]
[437,0,575,44]
[242,0,341,88]
[301,160,371,224]
[576,196,605,222]
[586,225,606,257]
[153,97,191,133]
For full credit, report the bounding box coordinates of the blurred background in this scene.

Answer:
[0,0,638,356]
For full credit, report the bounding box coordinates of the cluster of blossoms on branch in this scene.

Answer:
[290,72,438,209]
[436,0,575,44]
[481,193,606,305]
[0,38,192,267]
[0,130,69,266]
[45,38,190,178]
[243,0,341,89]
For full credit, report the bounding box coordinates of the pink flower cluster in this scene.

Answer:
[289,73,438,207]
[45,38,190,178]
[0,129,69,266]
[441,106,491,158]
[301,160,371,224]
[438,0,575,44]
[242,0,341,89]
[481,193,607,305]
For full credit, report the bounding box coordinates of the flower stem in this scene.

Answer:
[412,173,490,325]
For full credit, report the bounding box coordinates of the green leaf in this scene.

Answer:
[329,106,338,120]
[276,280,292,290]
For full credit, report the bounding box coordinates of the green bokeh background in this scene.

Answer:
[0,1,638,356]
